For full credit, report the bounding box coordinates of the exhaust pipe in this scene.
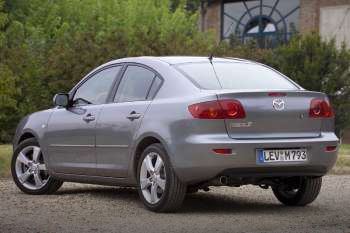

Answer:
[219,176,228,185]
[208,176,229,186]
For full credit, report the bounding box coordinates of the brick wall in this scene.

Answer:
[200,0,222,41]
[300,0,350,33]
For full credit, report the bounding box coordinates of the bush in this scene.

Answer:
[0,0,349,142]
[0,0,215,143]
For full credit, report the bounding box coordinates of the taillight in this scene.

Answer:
[309,98,333,118]
[188,99,246,119]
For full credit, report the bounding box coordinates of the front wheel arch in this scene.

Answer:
[18,132,36,145]
[11,138,63,195]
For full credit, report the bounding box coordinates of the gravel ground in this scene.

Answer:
[0,175,349,233]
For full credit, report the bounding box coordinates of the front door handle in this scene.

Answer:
[127,111,142,121]
[83,113,95,122]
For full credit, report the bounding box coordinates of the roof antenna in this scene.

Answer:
[208,53,222,88]
[208,54,213,64]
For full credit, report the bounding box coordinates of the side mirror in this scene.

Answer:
[53,93,70,108]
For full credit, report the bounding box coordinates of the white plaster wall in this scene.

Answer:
[320,5,350,48]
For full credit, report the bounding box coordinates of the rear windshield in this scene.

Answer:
[176,62,298,90]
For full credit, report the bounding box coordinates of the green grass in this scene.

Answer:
[0,144,349,177]
[0,144,12,177]
[339,144,350,156]
[334,144,350,174]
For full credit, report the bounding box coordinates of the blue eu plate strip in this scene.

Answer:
[257,150,264,163]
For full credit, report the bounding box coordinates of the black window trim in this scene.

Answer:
[111,62,164,104]
[68,64,124,106]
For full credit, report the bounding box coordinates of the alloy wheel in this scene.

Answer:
[139,152,166,204]
[15,146,49,190]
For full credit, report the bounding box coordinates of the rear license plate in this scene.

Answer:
[257,148,308,163]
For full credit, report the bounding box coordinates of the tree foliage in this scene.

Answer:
[0,0,349,142]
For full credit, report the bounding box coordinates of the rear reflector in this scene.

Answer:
[325,145,337,152]
[213,148,232,155]
[188,99,246,119]
[309,98,334,118]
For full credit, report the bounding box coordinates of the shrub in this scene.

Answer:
[0,0,349,142]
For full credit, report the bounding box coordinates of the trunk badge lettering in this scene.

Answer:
[230,122,253,128]
[272,99,285,111]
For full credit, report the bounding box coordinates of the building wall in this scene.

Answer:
[320,5,350,48]
[201,0,350,39]
[200,0,222,41]
[200,0,350,141]
[300,0,350,33]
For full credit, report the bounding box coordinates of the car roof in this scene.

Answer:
[154,56,252,65]
[107,56,253,66]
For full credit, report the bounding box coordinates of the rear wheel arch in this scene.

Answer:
[133,136,162,179]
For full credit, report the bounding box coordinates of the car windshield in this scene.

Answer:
[176,62,298,90]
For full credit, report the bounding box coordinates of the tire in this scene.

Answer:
[137,143,187,212]
[272,176,322,206]
[11,138,63,195]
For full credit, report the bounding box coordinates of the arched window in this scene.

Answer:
[222,0,300,48]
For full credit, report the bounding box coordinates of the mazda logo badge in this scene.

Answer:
[272,99,285,111]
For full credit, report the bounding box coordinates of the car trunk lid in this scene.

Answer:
[215,90,324,139]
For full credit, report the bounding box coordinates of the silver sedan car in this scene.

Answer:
[11,56,339,212]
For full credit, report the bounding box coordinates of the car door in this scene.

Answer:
[95,65,163,178]
[46,66,122,175]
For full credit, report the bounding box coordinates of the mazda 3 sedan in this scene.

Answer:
[12,56,339,212]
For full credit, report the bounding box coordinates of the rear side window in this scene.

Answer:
[147,76,162,99]
[114,65,155,102]
[176,62,298,90]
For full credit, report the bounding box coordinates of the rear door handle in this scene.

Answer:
[83,113,95,122]
[127,111,142,120]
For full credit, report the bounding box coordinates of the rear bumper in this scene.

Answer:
[169,132,339,184]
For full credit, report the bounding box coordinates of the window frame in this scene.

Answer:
[69,64,124,106]
[111,63,164,103]
[220,0,300,48]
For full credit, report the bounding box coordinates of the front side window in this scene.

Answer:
[114,66,156,102]
[177,62,298,90]
[73,66,121,105]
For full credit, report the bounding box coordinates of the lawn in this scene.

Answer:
[0,144,349,177]
[334,144,350,174]
[0,144,12,177]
